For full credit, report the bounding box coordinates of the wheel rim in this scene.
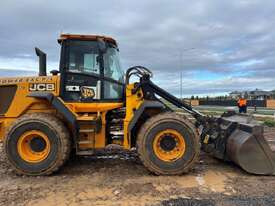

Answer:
[153,129,186,162]
[17,130,51,163]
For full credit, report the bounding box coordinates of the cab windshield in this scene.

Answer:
[104,46,124,83]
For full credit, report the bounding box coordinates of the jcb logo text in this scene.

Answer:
[29,83,55,92]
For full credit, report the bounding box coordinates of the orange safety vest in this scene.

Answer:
[238,99,247,107]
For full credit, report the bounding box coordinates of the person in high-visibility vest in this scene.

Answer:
[237,96,247,113]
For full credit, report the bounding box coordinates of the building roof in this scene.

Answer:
[229,91,242,95]
[229,89,273,100]
[58,34,117,46]
[249,90,271,96]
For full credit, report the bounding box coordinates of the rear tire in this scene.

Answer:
[4,113,71,175]
[136,112,199,175]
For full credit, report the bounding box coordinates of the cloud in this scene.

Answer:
[0,68,36,77]
[0,0,275,96]
[152,71,275,97]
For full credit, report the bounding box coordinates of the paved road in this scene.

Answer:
[163,100,275,116]
[194,105,275,115]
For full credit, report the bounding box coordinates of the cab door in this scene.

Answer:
[60,40,124,103]
[60,40,102,102]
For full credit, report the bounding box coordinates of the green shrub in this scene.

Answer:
[264,119,275,127]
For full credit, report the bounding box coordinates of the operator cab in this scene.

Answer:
[58,34,124,102]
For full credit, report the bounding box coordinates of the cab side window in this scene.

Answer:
[68,42,100,75]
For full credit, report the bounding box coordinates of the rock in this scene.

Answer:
[9,185,19,190]
[113,190,120,196]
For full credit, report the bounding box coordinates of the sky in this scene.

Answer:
[0,0,275,97]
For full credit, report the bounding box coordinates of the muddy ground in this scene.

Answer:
[0,129,275,206]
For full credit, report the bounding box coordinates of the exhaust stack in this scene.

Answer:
[35,47,47,76]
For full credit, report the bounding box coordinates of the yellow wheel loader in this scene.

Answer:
[0,34,274,176]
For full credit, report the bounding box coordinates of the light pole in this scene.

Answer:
[180,71,182,100]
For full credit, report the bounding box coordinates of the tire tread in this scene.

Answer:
[4,113,71,175]
[136,112,200,175]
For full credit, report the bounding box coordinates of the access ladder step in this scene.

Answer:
[79,129,95,133]
[78,140,94,145]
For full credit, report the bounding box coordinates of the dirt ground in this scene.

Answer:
[0,129,275,206]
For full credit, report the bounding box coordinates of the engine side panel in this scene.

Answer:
[0,75,60,141]
[0,75,60,118]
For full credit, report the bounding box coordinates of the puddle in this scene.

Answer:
[176,175,200,188]
[203,171,227,192]
[177,171,232,193]
[196,176,206,186]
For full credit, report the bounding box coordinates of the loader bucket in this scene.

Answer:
[201,113,275,175]
[226,123,275,175]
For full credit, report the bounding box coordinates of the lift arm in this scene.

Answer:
[126,66,204,120]
[126,66,275,175]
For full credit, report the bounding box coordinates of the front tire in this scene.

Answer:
[137,112,199,175]
[4,113,71,175]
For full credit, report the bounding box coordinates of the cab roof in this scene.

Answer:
[58,34,117,46]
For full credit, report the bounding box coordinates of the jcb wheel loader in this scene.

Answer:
[0,34,274,176]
